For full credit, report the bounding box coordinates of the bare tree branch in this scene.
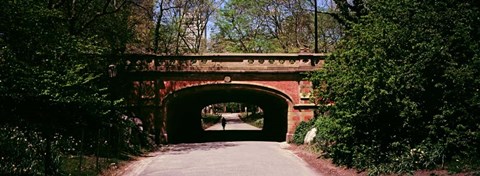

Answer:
[77,0,130,34]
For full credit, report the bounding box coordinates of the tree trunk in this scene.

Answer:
[153,0,164,53]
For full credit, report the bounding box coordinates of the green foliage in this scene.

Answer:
[201,114,221,129]
[225,102,242,113]
[292,119,315,144]
[239,112,264,129]
[60,156,111,176]
[313,115,343,152]
[0,123,147,175]
[0,0,148,175]
[211,0,341,53]
[0,0,132,121]
[117,117,155,155]
[310,0,480,174]
[0,125,50,175]
[212,0,276,53]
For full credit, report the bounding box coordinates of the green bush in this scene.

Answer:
[313,116,342,154]
[253,119,264,129]
[0,125,62,175]
[309,0,480,174]
[239,112,264,128]
[0,119,157,175]
[201,114,221,128]
[292,120,315,144]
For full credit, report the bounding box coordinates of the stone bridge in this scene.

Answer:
[113,53,325,143]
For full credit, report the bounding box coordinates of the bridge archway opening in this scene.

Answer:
[164,83,290,143]
[201,102,264,131]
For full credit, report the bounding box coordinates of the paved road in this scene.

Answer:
[206,113,259,131]
[121,141,319,176]
[118,113,318,176]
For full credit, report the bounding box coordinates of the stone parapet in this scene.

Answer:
[119,53,326,73]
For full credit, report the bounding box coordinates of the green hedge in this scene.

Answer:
[201,114,221,129]
[308,0,480,174]
[239,112,264,128]
[292,120,315,144]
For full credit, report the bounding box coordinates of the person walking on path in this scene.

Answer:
[221,117,227,130]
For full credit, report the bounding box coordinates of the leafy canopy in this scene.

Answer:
[310,0,480,174]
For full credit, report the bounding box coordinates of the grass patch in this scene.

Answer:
[239,112,264,128]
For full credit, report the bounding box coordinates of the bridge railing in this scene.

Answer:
[118,53,327,73]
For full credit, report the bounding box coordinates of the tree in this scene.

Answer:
[310,0,480,174]
[127,0,156,53]
[310,0,344,52]
[211,0,342,53]
[211,0,269,52]
[320,0,367,29]
[0,0,136,174]
[151,0,216,54]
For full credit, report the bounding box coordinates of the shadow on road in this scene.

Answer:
[163,142,238,155]
[226,117,245,124]
[202,130,266,142]
[168,130,284,144]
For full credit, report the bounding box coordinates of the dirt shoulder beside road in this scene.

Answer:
[288,144,365,176]
[288,144,471,176]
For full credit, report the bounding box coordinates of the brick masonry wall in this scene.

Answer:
[157,80,300,104]
[128,79,316,142]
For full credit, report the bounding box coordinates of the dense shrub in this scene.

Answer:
[201,114,221,129]
[0,114,156,175]
[310,0,480,174]
[252,119,264,129]
[292,120,315,144]
[0,125,61,175]
[239,112,264,128]
[0,1,157,175]
[118,117,156,154]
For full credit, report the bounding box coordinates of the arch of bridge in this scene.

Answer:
[162,83,291,143]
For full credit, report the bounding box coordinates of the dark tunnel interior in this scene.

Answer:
[165,84,289,143]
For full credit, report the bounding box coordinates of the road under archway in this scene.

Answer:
[164,83,290,143]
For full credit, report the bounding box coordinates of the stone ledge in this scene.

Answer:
[293,104,318,109]
[300,96,311,100]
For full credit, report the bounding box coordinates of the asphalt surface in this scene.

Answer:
[122,141,319,176]
[120,113,319,176]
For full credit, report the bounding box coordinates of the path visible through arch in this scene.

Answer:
[205,113,260,131]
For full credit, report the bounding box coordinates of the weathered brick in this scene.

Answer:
[304,115,313,121]
[121,54,325,143]
[291,116,300,121]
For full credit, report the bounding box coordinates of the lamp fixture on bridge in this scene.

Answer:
[108,64,117,78]
[224,75,232,83]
